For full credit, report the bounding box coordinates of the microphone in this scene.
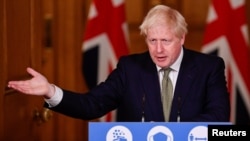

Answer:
[141,93,145,122]
[177,96,181,122]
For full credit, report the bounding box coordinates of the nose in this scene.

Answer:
[156,41,164,53]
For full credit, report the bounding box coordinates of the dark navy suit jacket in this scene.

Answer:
[47,48,230,122]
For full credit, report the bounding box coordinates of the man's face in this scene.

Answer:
[146,24,185,68]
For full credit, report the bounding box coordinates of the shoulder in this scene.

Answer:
[116,51,156,72]
[183,48,224,63]
[118,51,152,65]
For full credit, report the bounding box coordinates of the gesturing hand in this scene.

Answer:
[8,67,55,99]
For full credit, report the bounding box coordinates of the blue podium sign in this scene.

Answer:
[89,122,230,141]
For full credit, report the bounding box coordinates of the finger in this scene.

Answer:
[8,82,28,93]
[8,80,26,86]
[27,67,40,77]
[8,80,34,91]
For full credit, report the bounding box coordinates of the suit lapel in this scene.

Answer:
[139,52,165,121]
[170,48,197,120]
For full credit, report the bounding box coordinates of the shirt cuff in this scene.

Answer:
[44,84,63,107]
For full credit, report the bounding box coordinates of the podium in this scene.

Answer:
[89,122,231,141]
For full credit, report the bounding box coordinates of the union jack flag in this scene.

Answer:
[82,0,129,122]
[202,0,250,124]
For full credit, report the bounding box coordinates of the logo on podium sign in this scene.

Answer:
[188,126,208,141]
[147,125,173,141]
[106,125,132,141]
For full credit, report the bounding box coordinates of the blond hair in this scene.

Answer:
[139,5,188,39]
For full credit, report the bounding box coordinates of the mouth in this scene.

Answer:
[156,56,167,62]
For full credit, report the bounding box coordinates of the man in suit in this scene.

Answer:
[8,4,230,122]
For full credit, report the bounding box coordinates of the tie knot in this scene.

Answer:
[162,68,172,77]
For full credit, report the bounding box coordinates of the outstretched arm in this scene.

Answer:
[8,67,55,99]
